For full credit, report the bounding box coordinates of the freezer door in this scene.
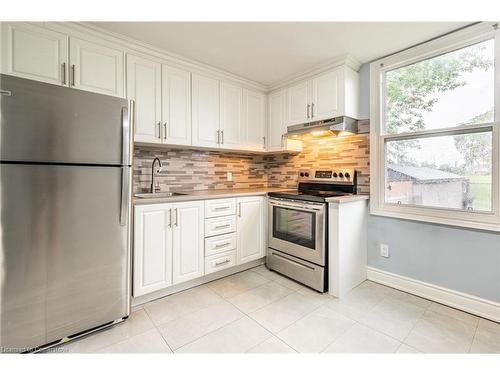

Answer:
[0,164,131,350]
[0,74,131,165]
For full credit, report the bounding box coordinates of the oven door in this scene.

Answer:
[268,198,326,266]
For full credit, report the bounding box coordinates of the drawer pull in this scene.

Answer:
[213,206,231,210]
[214,259,231,266]
[214,224,230,230]
[214,242,231,248]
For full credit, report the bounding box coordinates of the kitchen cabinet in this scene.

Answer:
[268,89,303,153]
[161,65,191,146]
[236,196,265,264]
[242,89,266,151]
[219,81,243,149]
[133,204,173,297]
[1,23,68,86]
[192,73,220,148]
[69,37,124,97]
[126,54,162,144]
[172,201,205,284]
[134,201,204,296]
[1,23,125,97]
[286,66,359,126]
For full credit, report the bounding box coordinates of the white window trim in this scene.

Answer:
[370,22,500,232]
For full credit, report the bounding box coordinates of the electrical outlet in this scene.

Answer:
[380,244,389,258]
[227,172,233,181]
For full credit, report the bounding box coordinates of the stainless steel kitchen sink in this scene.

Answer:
[134,192,188,199]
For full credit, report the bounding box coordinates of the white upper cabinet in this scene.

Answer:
[219,81,243,149]
[286,80,311,126]
[133,204,173,297]
[126,54,162,144]
[312,69,341,120]
[236,196,265,265]
[192,73,220,148]
[268,89,286,151]
[162,65,191,146]
[69,37,124,97]
[1,23,68,86]
[242,89,266,151]
[286,66,360,126]
[172,201,204,284]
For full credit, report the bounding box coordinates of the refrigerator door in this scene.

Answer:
[0,74,131,166]
[0,163,131,349]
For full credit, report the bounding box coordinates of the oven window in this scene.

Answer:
[273,206,316,249]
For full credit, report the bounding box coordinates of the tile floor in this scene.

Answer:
[55,266,500,354]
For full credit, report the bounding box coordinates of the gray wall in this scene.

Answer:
[359,62,500,303]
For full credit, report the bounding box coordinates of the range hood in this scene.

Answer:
[286,116,358,138]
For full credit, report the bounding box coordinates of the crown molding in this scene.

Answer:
[267,54,362,92]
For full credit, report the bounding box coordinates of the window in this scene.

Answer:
[370,23,500,231]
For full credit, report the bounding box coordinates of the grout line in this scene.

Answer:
[142,306,175,353]
[467,317,481,353]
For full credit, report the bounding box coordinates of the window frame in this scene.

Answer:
[370,22,500,231]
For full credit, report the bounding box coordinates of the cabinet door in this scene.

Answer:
[192,74,220,148]
[236,196,265,264]
[127,54,162,144]
[219,81,243,149]
[312,69,342,121]
[172,201,204,284]
[286,80,311,126]
[69,37,124,97]
[1,23,68,86]
[242,89,266,151]
[268,89,286,151]
[162,65,191,146]
[133,204,173,297]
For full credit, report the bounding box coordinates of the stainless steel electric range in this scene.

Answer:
[267,169,358,292]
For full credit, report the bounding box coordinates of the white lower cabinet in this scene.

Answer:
[133,196,265,298]
[133,204,173,297]
[236,196,265,264]
[172,201,205,284]
[133,200,204,297]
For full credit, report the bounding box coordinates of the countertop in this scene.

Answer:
[133,187,369,205]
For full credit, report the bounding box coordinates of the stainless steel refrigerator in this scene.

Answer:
[0,74,133,352]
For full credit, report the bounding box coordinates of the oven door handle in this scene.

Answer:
[269,200,324,213]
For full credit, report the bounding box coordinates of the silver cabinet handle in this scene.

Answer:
[214,224,230,230]
[163,122,167,140]
[214,259,231,266]
[157,122,161,139]
[216,130,220,144]
[215,242,231,248]
[237,202,242,217]
[175,208,179,227]
[221,130,224,144]
[71,64,76,86]
[62,62,66,85]
[262,136,266,149]
[281,134,284,148]
[311,103,314,118]
[213,206,231,210]
[168,208,172,228]
[307,104,310,119]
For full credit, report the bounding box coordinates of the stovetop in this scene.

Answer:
[268,169,358,203]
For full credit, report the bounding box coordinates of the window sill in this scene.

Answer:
[370,207,500,233]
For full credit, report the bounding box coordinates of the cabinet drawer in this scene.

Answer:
[205,216,236,237]
[205,233,237,257]
[204,198,236,218]
[204,250,236,275]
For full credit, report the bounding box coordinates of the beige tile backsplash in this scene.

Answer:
[133,131,369,194]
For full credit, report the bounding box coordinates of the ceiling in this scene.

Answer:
[91,22,470,87]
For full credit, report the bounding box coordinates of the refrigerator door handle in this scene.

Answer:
[121,103,132,166]
[120,166,130,226]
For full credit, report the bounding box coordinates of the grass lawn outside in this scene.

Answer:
[467,175,491,212]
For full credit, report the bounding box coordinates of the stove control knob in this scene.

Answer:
[299,172,305,177]
[345,172,350,179]
[304,172,310,177]
[333,172,338,178]
[339,172,344,178]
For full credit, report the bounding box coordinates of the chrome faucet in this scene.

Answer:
[150,157,163,193]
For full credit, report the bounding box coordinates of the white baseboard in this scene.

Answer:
[367,267,500,323]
